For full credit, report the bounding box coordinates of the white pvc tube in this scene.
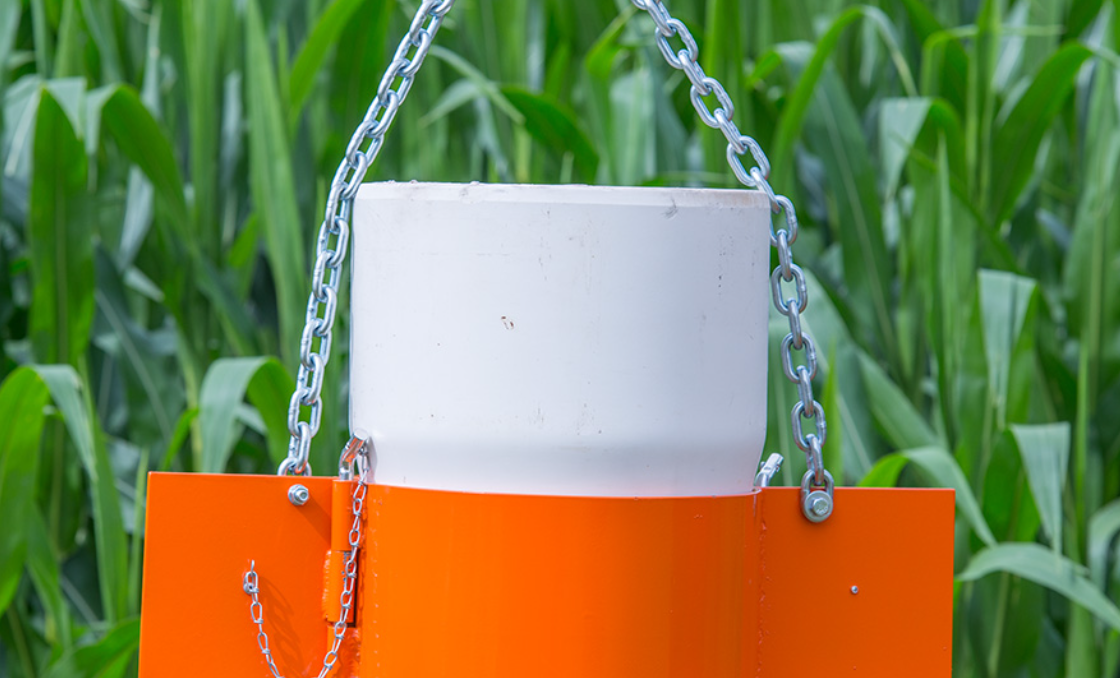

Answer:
[350,182,771,497]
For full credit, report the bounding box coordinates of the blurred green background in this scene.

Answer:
[1,0,1120,675]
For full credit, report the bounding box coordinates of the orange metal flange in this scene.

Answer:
[139,474,953,677]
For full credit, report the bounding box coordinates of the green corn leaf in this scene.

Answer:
[879,97,933,199]
[25,507,71,649]
[979,271,1040,429]
[100,86,189,235]
[42,617,139,678]
[92,248,180,448]
[1088,499,1120,590]
[160,407,199,473]
[500,86,599,182]
[799,66,895,362]
[199,357,293,473]
[800,270,875,479]
[33,365,129,625]
[326,0,394,168]
[897,0,968,113]
[288,0,365,131]
[1067,0,1105,39]
[0,368,51,618]
[857,453,910,488]
[0,2,18,90]
[28,88,94,367]
[245,0,308,371]
[771,6,915,188]
[1010,423,1071,552]
[989,42,1092,224]
[1065,60,1120,401]
[857,351,939,450]
[883,446,997,547]
[180,0,229,258]
[959,542,1120,633]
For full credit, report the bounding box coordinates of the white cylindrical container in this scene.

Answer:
[350,182,770,497]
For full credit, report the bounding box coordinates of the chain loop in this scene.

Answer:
[280,0,454,477]
[629,0,834,520]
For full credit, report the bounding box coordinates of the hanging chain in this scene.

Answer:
[244,455,369,678]
[278,0,832,519]
[629,0,833,516]
[280,0,456,477]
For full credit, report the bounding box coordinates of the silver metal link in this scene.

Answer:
[280,0,454,477]
[781,334,818,383]
[629,0,833,520]
[771,264,809,316]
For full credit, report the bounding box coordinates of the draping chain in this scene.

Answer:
[279,0,455,477]
[243,464,369,677]
[277,0,832,512]
[629,0,832,505]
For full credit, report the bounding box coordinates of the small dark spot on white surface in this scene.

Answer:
[664,198,679,218]
[501,316,515,330]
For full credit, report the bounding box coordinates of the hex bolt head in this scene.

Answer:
[288,484,310,506]
[802,490,833,523]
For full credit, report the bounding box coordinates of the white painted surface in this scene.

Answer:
[350,182,770,497]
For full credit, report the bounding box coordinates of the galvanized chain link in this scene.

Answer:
[243,458,369,677]
[280,0,455,477]
[278,0,833,517]
[629,0,833,516]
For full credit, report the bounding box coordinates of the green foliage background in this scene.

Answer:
[1,0,1120,675]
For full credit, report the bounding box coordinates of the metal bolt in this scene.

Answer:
[288,484,310,506]
[850,586,859,595]
[802,489,833,523]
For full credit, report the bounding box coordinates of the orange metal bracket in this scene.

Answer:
[139,474,953,677]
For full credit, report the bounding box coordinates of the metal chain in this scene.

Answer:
[243,466,369,677]
[278,0,833,519]
[629,0,832,515]
[280,0,456,477]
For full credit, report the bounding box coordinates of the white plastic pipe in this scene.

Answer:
[350,182,771,497]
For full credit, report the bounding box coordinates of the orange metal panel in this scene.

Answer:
[756,487,956,676]
[139,474,954,678]
[138,473,353,677]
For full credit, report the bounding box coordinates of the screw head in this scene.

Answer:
[802,489,833,523]
[288,483,310,506]
[850,585,859,595]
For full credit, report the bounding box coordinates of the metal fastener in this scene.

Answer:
[851,586,859,595]
[288,484,310,506]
